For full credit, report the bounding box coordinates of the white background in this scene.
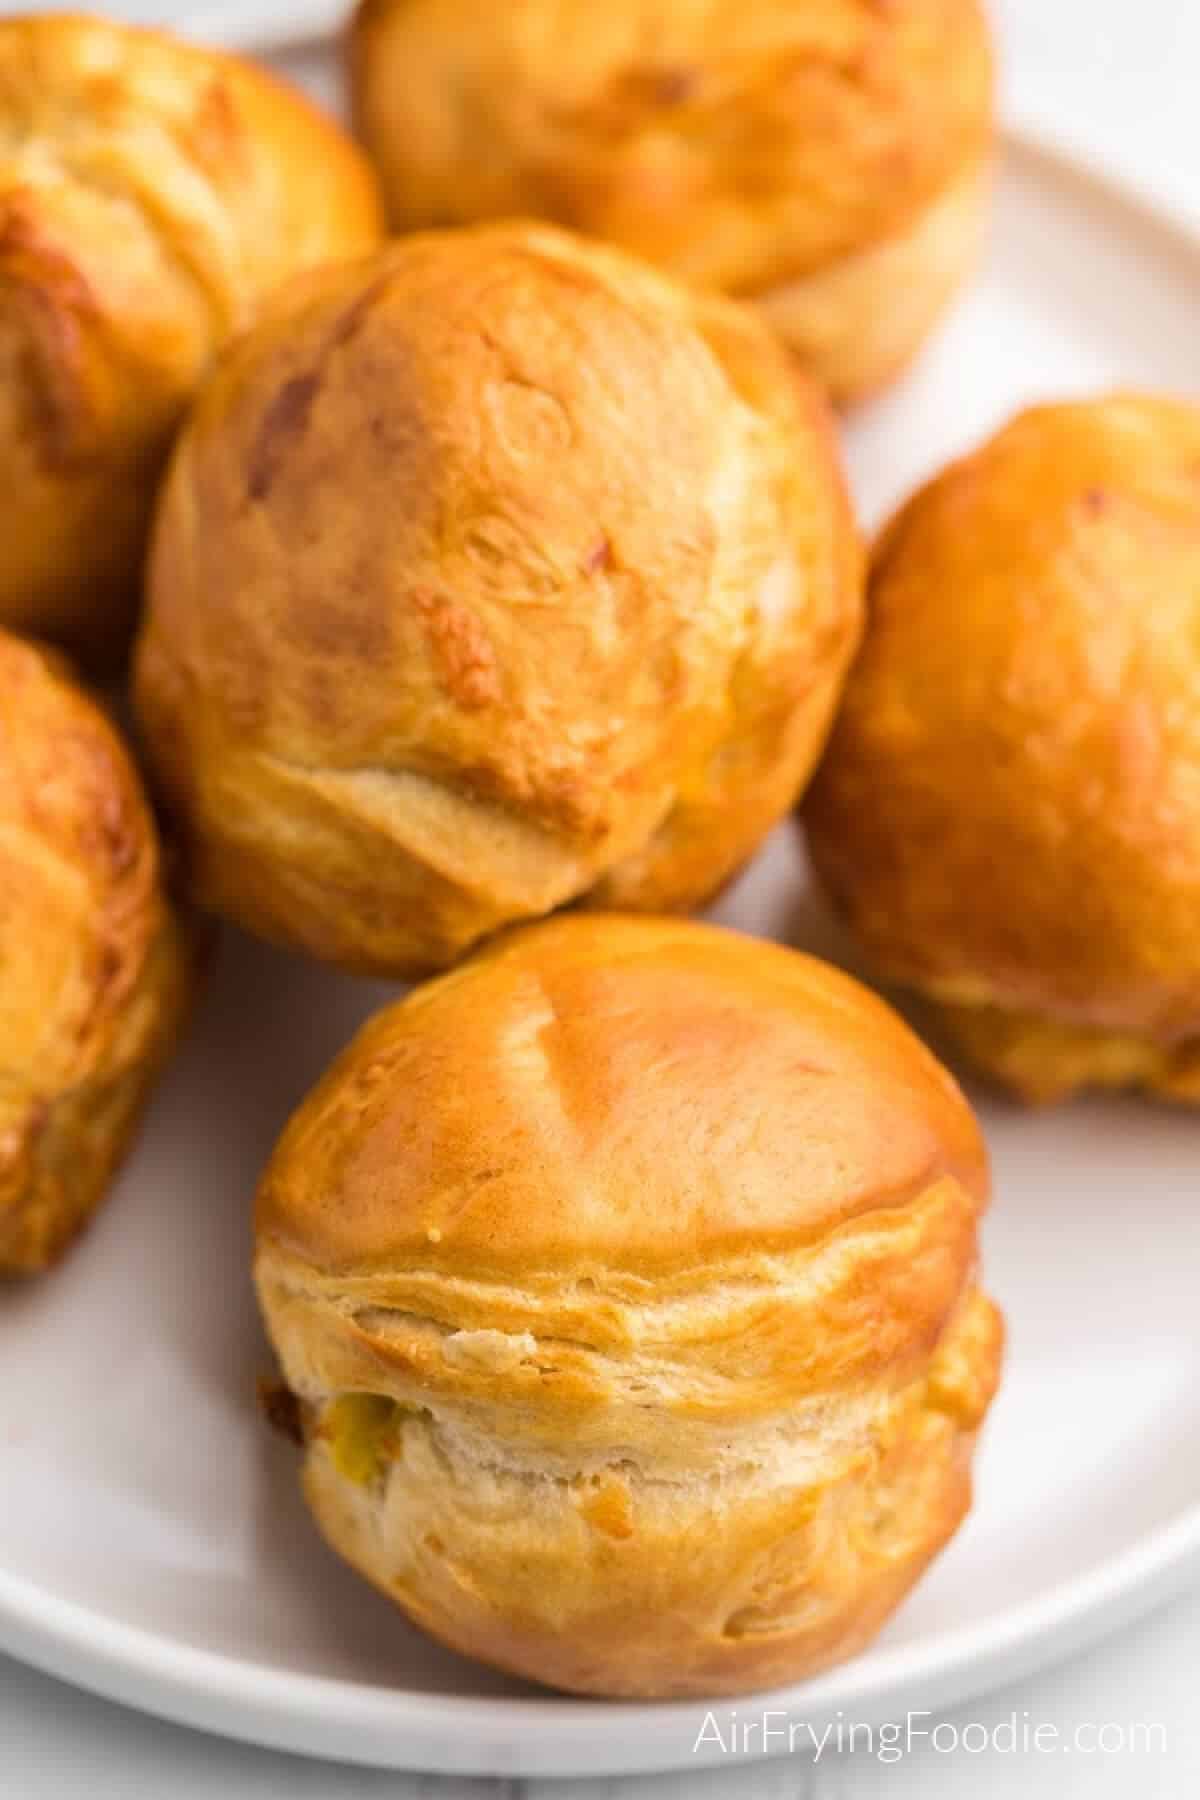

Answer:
[2,1,1198,1794]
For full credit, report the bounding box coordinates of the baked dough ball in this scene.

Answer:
[350,0,995,403]
[807,394,1200,1106]
[0,630,194,1273]
[134,221,862,977]
[255,914,1002,1699]
[0,13,384,667]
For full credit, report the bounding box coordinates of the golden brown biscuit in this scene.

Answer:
[0,630,195,1273]
[134,222,862,977]
[0,12,384,666]
[350,0,995,403]
[806,393,1200,1106]
[254,914,1002,1699]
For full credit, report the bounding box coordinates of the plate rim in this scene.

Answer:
[3,76,1199,1774]
[0,1495,1198,1775]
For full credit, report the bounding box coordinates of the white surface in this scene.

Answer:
[2,0,1199,1794]
[2,110,1200,1780]
[2,1589,1197,1798]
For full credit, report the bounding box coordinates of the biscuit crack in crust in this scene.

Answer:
[252,754,600,913]
[273,1284,998,1694]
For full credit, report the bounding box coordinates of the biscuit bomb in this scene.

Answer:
[254,914,1003,1699]
[134,222,862,976]
[0,11,383,664]
[351,0,995,404]
[807,394,1200,1105]
[0,629,194,1273]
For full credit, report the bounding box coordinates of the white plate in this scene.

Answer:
[0,28,1198,1778]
